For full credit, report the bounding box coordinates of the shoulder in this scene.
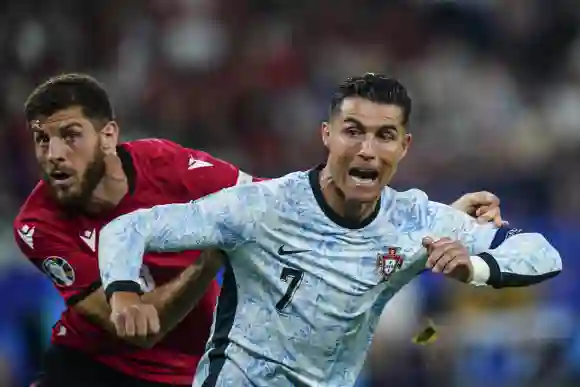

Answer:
[380,187,431,228]
[245,170,308,201]
[16,182,61,231]
[15,186,74,254]
[203,172,302,212]
[122,139,244,196]
[120,138,186,169]
[261,170,309,191]
[387,187,429,210]
[121,138,231,170]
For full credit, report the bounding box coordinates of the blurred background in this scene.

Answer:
[0,0,579,386]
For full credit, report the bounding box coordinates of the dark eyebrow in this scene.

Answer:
[343,117,364,127]
[343,117,397,131]
[58,123,82,131]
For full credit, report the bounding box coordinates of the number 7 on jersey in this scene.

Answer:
[275,267,304,312]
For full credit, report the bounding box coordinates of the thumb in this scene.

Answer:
[422,237,434,248]
[475,205,489,217]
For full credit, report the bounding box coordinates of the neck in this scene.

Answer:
[85,181,128,214]
[84,165,129,214]
[319,166,378,222]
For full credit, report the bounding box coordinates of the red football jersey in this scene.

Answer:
[14,139,257,385]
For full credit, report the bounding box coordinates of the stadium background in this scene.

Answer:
[0,0,579,386]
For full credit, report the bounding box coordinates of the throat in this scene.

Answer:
[343,199,376,221]
[319,172,378,222]
[87,182,128,214]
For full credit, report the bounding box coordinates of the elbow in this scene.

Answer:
[479,236,563,289]
[536,235,563,275]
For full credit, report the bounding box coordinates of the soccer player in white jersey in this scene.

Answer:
[98,73,562,387]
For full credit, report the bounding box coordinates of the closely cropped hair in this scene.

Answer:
[330,73,412,124]
[24,73,114,122]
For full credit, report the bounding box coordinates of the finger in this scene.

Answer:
[477,207,498,223]
[443,256,465,274]
[423,237,452,260]
[445,259,472,282]
[441,249,468,274]
[475,205,488,218]
[477,191,499,205]
[432,245,462,273]
[124,310,136,337]
[425,240,454,269]
[423,237,452,251]
[427,240,457,273]
[493,213,504,227]
[148,308,161,335]
[477,208,504,227]
[426,238,453,255]
[432,253,454,273]
[112,312,126,337]
[422,237,435,248]
[135,308,149,337]
[466,191,498,207]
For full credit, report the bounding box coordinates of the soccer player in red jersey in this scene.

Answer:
[13,73,504,387]
[14,74,258,387]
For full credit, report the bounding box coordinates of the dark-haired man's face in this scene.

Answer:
[32,106,111,210]
[321,97,411,203]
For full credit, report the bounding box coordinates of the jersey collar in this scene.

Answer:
[308,164,381,229]
[116,145,136,195]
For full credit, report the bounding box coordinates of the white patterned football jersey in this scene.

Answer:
[99,166,562,387]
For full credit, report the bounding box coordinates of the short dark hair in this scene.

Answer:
[24,73,114,123]
[329,73,412,124]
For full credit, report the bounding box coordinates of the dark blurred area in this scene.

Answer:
[0,1,579,386]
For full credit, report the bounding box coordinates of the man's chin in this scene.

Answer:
[50,187,86,209]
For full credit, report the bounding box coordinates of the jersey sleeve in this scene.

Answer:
[423,195,562,288]
[99,182,270,296]
[13,220,101,305]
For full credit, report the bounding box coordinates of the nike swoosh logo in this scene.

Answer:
[278,245,311,256]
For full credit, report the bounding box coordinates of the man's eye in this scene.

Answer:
[345,128,361,136]
[35,135,49,144]
[378,131,396,141]
[63,132,80,141]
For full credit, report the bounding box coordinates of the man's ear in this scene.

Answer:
[398,133,412,161]
[100,121,119,155]
[321,121,330,149]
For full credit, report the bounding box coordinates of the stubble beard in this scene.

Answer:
[44,148,107,214]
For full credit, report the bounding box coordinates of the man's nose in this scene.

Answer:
[47,138,67,163]
[357,135,376,160]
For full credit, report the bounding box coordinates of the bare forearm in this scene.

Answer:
[142,250,224,341]
[76,251,223,348]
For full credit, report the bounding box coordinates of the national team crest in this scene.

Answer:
[376,247,404,280]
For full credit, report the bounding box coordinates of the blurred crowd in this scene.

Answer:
[1,0,579,386]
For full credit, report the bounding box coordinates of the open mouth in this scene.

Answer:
[348,167,379,186]
[50,170,73,185]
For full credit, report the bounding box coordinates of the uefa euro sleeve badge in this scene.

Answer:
[376,247,404,280]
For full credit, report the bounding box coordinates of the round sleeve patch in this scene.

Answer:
[42,256,75,287]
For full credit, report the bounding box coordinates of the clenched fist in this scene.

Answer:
[110,291,160,337]
[422,237,473,283]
